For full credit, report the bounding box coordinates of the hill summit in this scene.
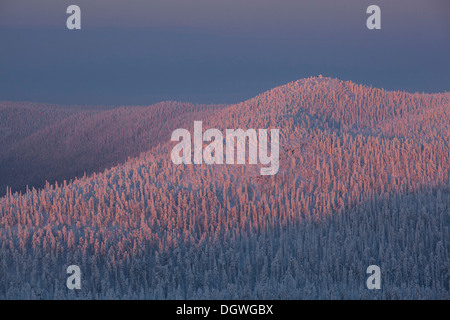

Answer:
[0,78,449,299]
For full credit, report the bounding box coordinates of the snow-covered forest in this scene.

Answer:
[0,77,448,299]
[0,101,222,195]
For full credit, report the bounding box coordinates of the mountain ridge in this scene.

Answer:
[1,77,449,197]
[0,77,448,299]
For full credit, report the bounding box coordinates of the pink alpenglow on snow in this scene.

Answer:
[171,121,280,175]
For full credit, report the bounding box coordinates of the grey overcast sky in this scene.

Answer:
[0,0,449,105]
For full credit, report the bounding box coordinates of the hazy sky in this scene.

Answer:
[0,0,449,105]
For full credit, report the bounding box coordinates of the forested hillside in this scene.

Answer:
[0,101,223,196]
[0,77,448,299]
